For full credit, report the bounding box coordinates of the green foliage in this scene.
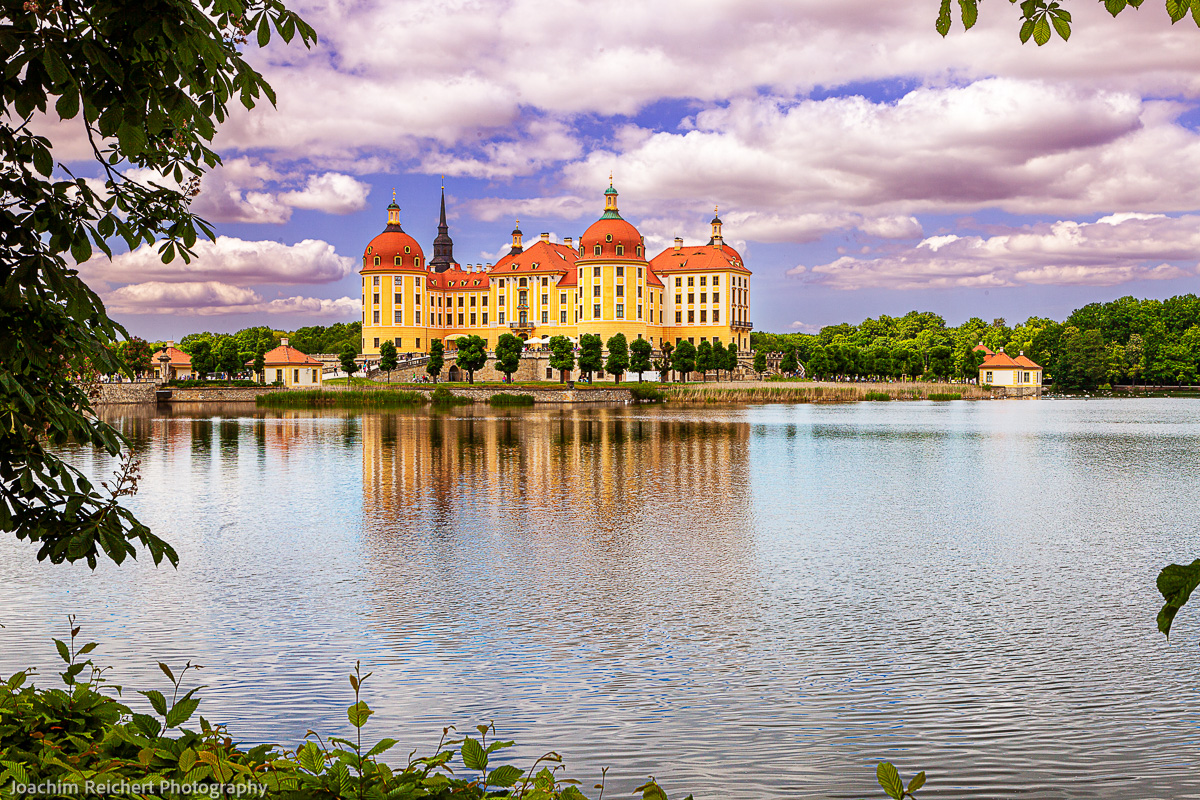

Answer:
[489,393,535,406]
[876,762,926,799]
[427,339,445,382]
[753,350,767,376]
[120,337,154,376]
[605,333,629,383]
[863,391,892,401]
[1157,559,1200,637]
[288,322,361,356]
[189,341,215,379]
[378,340,398,381]
[779,346,798,374]
[577,334,603,380]
[629,338,652,381]
[454,335,489,384]
[548,335,576,382]
[166,379,261,388]
[495,334,524,379]
[927,392,962,401]
[627,384,664,403]
[695,340,714,379]
[339,345,359,377]
[671,340,696,380]
[431,385,471,406]
[937,0,1200,45]
[256,390,427,409]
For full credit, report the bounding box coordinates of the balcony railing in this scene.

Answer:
[509,320,534,330]
[731,320,754,330]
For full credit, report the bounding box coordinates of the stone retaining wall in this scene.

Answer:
[166,386,283,402]
[991,385,1041,399]
[441,387,632,403]
[93,382,158,404]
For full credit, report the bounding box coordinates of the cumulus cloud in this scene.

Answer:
[467,195,589,222]
[278,172,371,214]
[103,281,359,317]
[795,213,1200,290]
[79,236,355,286]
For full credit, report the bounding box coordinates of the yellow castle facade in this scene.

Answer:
[359,184,752,355]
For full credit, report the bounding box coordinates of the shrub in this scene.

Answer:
[627,384,664,403]
[257,390,426,409]
[431,386,472,406]
[863,391,892,401]
[489,393,535,406]
[166,379,261,388]
[927,393,961,401]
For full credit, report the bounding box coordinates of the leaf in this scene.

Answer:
[347,700,373,729]
[366,738,399,757]
[132,713,162,738]
[936,0,953,35]
[298,742,324,774]
[1104,0,1127,15]
[1192,0,1200,27]
[55,90,79,120]
[877,762,904,800]
[77,642,98,656]
[1051,12,1071,40]
[178,748,197,773]
[634,779,670,800]
[0,760,29,785]
[487,765,523,788]
[460,737,487,771]
[1032,15,1052,45]
[258,15,272,47]
[908,770,927,793]
[165,697,200,728]
[957,0,978,29]
[1167,0,1189,22]
[1157,559,1200,636]
[1019,18,1036,42]
[140,689,168,716]
[158,662,175,683]
[54,638,70,663]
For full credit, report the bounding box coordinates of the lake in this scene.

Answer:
[2,398,1199,799]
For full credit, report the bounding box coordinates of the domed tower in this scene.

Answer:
[361,193,425,273]
[428,186,455,273]
[576,180,657,343]
[360,193,427,358]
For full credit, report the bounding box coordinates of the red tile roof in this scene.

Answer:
[428,268,491,290]
[1014,354,1042,370]
[491,240,577,275]
[979,352,1022,369]
[362,230,426,273]
[155,346,191,367]
[973,344,994,355]
[256,344,322,366]
[649,243,750,274]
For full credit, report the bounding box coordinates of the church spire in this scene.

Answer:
[428,184,455,272]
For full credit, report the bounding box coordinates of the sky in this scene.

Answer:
[52,0,1200,339]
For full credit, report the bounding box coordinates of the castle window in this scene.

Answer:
[373,293,380,305]
[700,293,707,303]
[637,305,642,319]
[458,313,464,326]
[519,277,527,287]
[712,275,718,286]
[675,277,681,287]
[541,311,548,323]
[482,296,488,306]
[499,295,505,306]
[616,304,624,319]
[394,256,401,266]
[394,293,402,305]
[616,245,624,256]
[688,277,694,286]
[637,285,642,298]
[606,234,612,242]
[483,313,489,324]
[700,276,706,286]
[404,246,411,254]
[471,313,477,325]
[688,293,694,304]
[593,304,600,318]
[638,267,643,278]
[458,295,464,307]
[616,285,624,297]
[617,266,624,277]
[415,258,421,267]
[593,285,600,297]
[373,256,380,266]
[594,245,601,255]
[499,312,506,323]
[636,246,642,257]
[593,266,600,277]
[700,310,707,322]
[393,310,402,324]
[560,292,566,304]
[560,310,567,323]
[470,295,477,307]
[676,311,682,323]
[713,309,719,323]
[416,276,421,286]
[541,293,548,304]
[542,276,548,285]
[416,310,421,323]
[373,310,380,324]
[688,310,694,323]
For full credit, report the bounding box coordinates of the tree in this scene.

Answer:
[604,333,629,383]
[426,340,445,383]
[695,340,714,381]
[935,0,1200,47]
[672,339,697,381]
[190,341,214,380]
[712,341,728,381]
[122,337,153,377]
[494,333,523,381]
[378,340,397,383]
[0,0,312,567]
[548,335,576,383]
[928,345,953,381]
[454,335,488,384]
[218,338,242,377]
[629,338,652,382]
[253,348,266,384]
[753,350,767,378]
[780,346,798,375]
[578,334,603,381]
[725,342,739,380]
[339,345,359,380]
[1126,333,1145,385]
[657,340,675,382]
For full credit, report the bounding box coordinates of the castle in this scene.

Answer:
[359,183,752,355]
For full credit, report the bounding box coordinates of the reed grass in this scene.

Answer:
[662,381,989,404]
[256,389,428,408]
[488,392,535,406]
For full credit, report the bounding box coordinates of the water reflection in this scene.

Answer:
[3,400,1200,799]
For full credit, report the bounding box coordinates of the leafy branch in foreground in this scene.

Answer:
[0,631,927,800]
[0,0,314,567]
[937,0,1200,46]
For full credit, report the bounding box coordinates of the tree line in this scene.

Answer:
[751,296,1200,390]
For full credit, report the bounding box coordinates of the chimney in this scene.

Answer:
[674,237,683,251]
[281,337,289,347]
[540,232,550,243]
[486,262,493,269]
[166,340,175,349]
[564,237,573,248]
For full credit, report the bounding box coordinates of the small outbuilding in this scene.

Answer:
[154,341,193,381]
[979,348,1042,388]
[252,338,323,387]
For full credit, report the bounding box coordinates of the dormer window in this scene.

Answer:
[616,245,624,256]
[593,245,601,255]
[636,246,642,257]
[394,256,401,266]
[605,234,613,242]
[373,256,380,266]
[414,257,421,267]
[404,246,411,254]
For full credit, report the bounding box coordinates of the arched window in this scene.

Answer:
[414,257,421,267]
[373,256,380,266]
[394,256,401,266]
[593,245,601,255]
